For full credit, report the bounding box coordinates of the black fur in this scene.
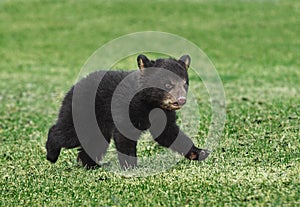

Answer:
[46,55,210,169]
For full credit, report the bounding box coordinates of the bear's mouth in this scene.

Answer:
[161,99,184,110]
[167,101,182,110]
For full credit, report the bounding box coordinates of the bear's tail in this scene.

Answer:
[46,124,62,163]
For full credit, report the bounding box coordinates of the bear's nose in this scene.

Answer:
[177,97,186,106]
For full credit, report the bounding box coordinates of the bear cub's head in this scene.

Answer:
[137,54,191,111]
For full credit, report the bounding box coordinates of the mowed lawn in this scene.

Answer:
[0,0,299,206]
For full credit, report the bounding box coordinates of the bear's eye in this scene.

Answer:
[165,83,174,90]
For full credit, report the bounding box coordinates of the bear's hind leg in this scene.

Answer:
[46,125,62,163]
[77,131,111,169]
[77,148,99,169]
[46,123,80,163]
[113,130,140,169]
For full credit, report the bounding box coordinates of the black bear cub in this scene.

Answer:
[46,54,210,169]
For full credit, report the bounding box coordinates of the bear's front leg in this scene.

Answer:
[113,130,139,169]
[184,145,210,161]
[150,123,210,161]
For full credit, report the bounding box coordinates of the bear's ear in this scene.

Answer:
[179,55,191,70]
[137,54,151,70]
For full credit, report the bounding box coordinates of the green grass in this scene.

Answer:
[1,0,299,206]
